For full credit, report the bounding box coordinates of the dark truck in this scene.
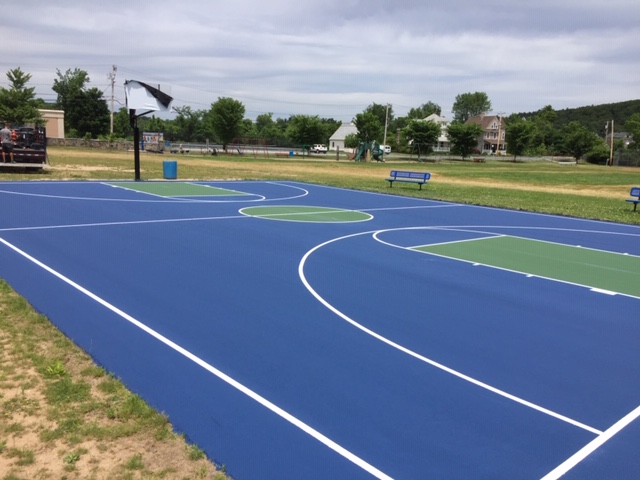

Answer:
[2,126,48,170]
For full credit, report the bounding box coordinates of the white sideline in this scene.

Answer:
[0,237,393,480]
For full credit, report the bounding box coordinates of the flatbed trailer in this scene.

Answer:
[1,126,48,171]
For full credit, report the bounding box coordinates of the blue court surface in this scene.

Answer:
[1,180,639,480]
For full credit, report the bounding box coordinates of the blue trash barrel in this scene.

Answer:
[163,160,177,179]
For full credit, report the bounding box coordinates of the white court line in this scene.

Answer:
[0,237,393,480]
[590,288,617,296]
[0,181,309,204]
[105,182,179,199]
[502,233,640,260]
[238,206,373,223]
[299,229,603,436]
[373,228,640,301]
[107,181,256,200]
[407,234,505,250]
[0,214,248,233]
[361,204,461,212]
[541,405,640,480]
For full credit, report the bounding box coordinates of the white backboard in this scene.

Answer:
[124,80,173,112]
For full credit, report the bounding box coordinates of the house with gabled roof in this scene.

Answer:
[422,113,451,152]
[466,113,507,154]
[329,122,359,151]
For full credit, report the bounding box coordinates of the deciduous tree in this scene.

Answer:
[560,121,599,160]
[68,87,110,138]
[344,133,359,149]
[531,105,558,154]
[403,119,441,153]
[625,113,640,150]
[173,106,206,142]
[208,97,245,150]
[353,111,383,143]
[407,101,442,119]
[505,117,535,161]
[52,68,109,138]
[452,92,492,123]
[112,107,132,138]
[447,121,484,159]
[364,103,394,130]
[285,115,326,147]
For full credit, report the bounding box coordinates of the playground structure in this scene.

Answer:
[350,141,385,162]
[229,137,269,158]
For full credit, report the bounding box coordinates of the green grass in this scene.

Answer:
[70,149,638,225]
[5,145,639,212]
[0,278,226,478]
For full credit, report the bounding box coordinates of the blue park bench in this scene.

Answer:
[386,170,431,190]
[627,186,640,211]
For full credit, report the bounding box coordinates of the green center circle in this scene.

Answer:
[240,206,372,223]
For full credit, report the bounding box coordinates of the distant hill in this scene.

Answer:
[519,99,640,136]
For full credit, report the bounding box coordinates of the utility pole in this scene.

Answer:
[608,119,615,166]
[383,103,390,145]
[495,112,505,155]
[107,65,117,134]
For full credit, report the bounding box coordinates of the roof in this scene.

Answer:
[466,114,505,130]
[329,122,359,141]
[423,113,449,125]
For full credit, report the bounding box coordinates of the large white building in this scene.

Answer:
[328,122,358,151]
[422,113,450,152]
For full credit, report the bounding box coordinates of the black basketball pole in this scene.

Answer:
[130,109,141,181]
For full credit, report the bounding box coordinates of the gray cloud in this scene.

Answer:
[1,0,638,120]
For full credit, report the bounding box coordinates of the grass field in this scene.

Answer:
[1,147,639,479]
[4,146,638,224]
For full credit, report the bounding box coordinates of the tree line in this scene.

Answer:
[1,67,638,163]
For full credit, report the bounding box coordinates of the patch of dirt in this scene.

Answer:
[433,176,629,199]
[0,289,225,480]
[49,164,135,172]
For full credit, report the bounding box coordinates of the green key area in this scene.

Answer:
[240,206,372,223]
[415,235,640,297]
[108,182,246,197]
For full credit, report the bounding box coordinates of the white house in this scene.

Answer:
[423,113,450,152]
[329,122,358,151]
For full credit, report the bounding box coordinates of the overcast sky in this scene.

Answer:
[2,0,639,122]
